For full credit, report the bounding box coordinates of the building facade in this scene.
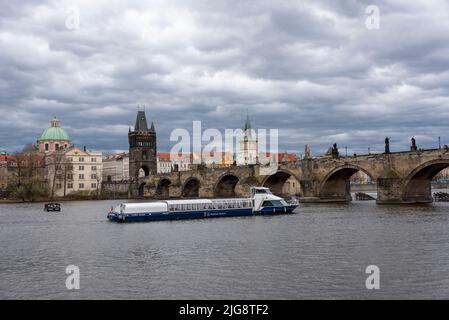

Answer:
[103,153,129,182]
[156,152,172,173]
[128,110,157,179]
[0,154,11,198]
[48,147,103,197]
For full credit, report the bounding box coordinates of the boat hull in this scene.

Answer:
[107,205,298,223]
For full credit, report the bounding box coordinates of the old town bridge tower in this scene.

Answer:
[128,110,157,179]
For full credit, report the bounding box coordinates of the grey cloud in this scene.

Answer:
[1,0,449,156]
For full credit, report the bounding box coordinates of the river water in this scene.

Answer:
[1,195,449,300]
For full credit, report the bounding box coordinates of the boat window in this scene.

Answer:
[264,200,284,207]
[262,201,274,207]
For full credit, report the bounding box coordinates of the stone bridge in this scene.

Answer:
[136,148,449,204]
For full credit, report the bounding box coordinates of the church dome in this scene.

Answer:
[38,117,71,142]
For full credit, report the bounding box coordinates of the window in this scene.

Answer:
[91,174,97,179]
[79,157,84,162]
[45,144,49,151]
[67,183,73,189]
[91,183,97,188]
[55,144,59,150]
[79,183,84,189]
[67,157,73,162]
[91,158,96,162]
[92,166,97,171]
[79,174,84,180]
[79,165,84,171]
[67,174,73,180]
[262,200,283,207]
[56,183,62,189]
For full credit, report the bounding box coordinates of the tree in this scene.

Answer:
[46,148,73,199]
[9,150,48,202]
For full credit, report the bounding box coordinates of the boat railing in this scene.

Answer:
[211,199,252,210]
[168,199,252,212]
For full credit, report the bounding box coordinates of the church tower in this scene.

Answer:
[128,110,157,179]
[236,111,258,165]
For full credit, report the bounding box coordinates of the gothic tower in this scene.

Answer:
[236,111,258,165]
[128,110,157,179]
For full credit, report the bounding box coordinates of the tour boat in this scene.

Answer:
[107,187,298,223]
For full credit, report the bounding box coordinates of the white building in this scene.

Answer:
[103,153,129,182]
[157,152,172,173]
[48,147,103,197]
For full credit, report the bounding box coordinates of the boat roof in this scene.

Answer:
[121,202,167,213]
[165,199,213,205]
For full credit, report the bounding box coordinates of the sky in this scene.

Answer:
[1,0,449,156]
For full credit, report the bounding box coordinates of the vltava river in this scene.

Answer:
[1,197,449,299]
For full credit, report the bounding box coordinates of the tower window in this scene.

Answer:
[45,144,49,151]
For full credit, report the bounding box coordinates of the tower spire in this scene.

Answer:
[135,110,149,131]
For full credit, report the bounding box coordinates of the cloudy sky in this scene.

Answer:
[1,0,449,156]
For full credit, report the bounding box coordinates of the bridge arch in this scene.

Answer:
[182,177,200,198]
[139,165,150,178]
[319,164,375,202]
[155,178,172,199]
[401,159,449,203]
[214,173,240,198]
[262,169,301,197]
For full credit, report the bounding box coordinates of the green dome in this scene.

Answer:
[38,117,71,141]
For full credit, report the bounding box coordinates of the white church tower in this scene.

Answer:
[236,111,258,165]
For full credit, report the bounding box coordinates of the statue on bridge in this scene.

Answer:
[411,137,417,151]
[385,137,390,154]
[304,144,311,159]
[331,143,339,158]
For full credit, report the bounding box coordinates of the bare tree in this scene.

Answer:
[47,148,73,199]
[9,148,48,202]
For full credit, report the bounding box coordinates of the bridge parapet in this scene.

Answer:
[130,148,449,204]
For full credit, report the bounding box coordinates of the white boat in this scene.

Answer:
[107,187,298,223]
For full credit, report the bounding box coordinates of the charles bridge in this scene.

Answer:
[132,147,449,204]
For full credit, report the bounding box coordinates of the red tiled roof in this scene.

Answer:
[264,152,298,162]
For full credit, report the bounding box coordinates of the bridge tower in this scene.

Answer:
[128,110,157,180]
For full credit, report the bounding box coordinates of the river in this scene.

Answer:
[1,196,449,299]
